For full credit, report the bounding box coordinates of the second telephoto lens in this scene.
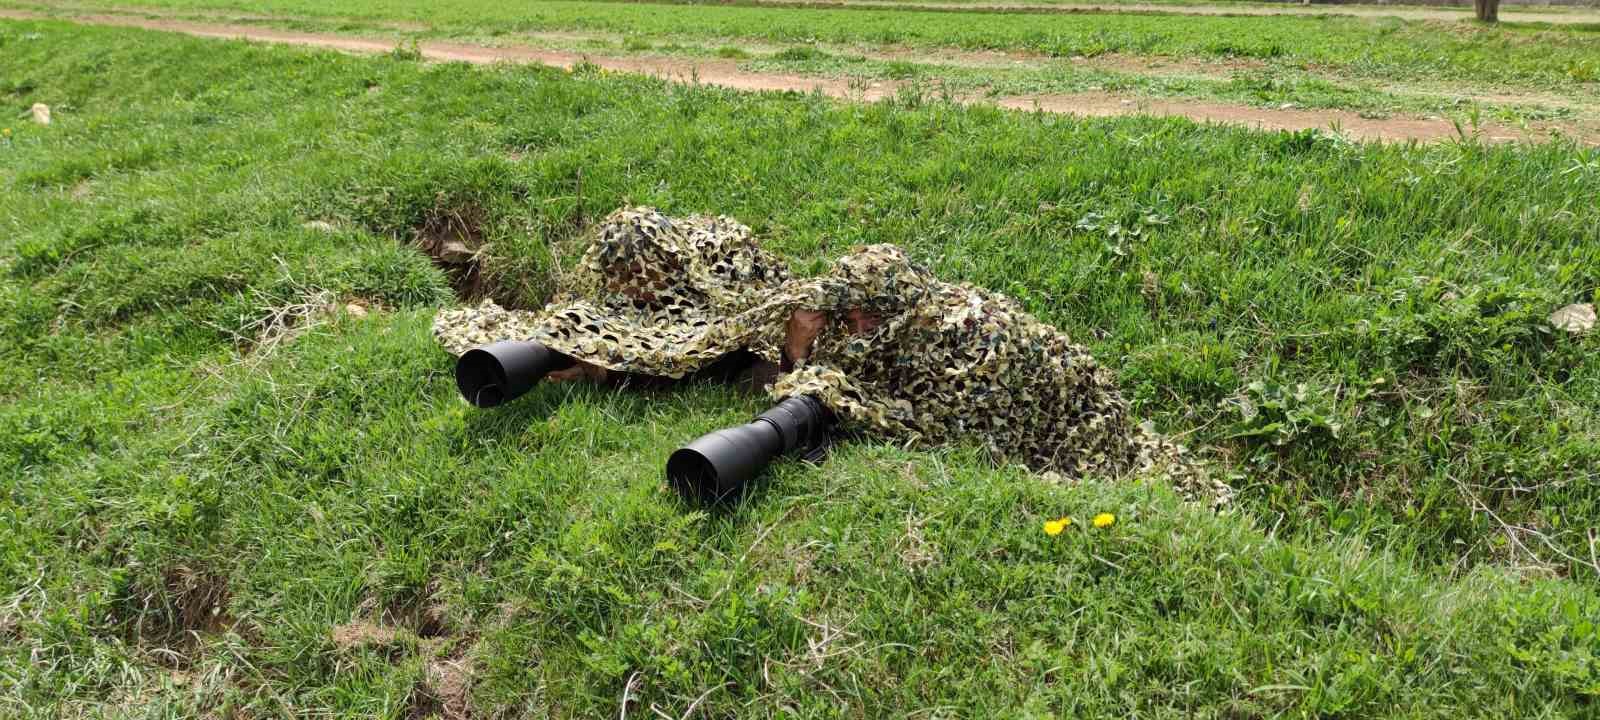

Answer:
[667,396,833,504]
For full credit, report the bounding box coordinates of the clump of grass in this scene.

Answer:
[1205,40,1288,59]
[772,44,830,62]
[713,45,750,59]
[388,38,422,61]
[884,60,920,79]
[1568,58,1599,82]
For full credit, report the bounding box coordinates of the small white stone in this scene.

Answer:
[1549,303,1595,335]
[30,103,50,125]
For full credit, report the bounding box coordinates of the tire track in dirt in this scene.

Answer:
[4,9,1595,144]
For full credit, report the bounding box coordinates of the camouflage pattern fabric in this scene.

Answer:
[434,207,1230,504]
[433,207,790,375]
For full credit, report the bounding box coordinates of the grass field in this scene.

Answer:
[13,0,1599,135]
[15,0,1600,84]
[3,15,1600,719]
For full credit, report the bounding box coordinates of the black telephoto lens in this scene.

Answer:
[667,396,833,504]
[454,340,575,408]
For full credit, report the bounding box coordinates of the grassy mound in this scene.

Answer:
[2,20,1597,716]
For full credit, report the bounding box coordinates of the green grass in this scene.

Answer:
[16,0,1600,86]
[3,19,1600,717]
[661,0,1600,13]
[741,48,1586,122]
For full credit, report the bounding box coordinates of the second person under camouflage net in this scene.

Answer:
[434,207,1229,503]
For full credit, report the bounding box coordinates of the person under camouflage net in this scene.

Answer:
[434,207,1230,503]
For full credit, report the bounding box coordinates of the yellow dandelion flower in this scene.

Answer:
[1092,512,1116,529]
[1043,517,1069,536]
[2,128,10,137]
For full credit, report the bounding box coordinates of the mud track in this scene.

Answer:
[4,9,1595,144]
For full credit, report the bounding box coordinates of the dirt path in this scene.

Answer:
[719,0,1600,24]
[5,9,1594,144]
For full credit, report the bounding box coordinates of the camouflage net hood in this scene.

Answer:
[434,207,1230,504]
[787,244,934,317]
[434,207,790,377]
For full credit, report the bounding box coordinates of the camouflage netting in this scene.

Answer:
[434,207,1231,505]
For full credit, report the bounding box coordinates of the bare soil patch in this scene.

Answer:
[413,647,474,720]
[331,620,400,649]
[330,615,475,718]
[5,9,1595,143]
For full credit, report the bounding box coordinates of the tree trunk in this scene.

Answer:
[1474,0,1500,23]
